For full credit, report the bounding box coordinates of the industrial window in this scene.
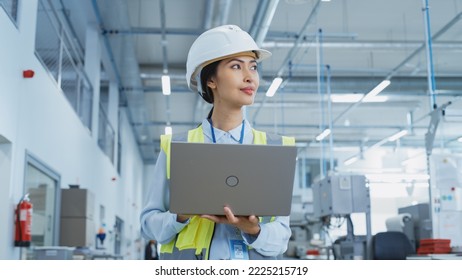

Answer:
[34,0,93,131]
[0,0,18,24]
[98,96,115,163]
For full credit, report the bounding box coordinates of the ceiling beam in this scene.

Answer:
[331,12,462,126]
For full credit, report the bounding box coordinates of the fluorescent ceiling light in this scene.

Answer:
[162,75,171,95]
[362,80,390,102]
[457,137,462,142]
[315,128,331,141]
[331,94,388,103]
[367,96,389,102]
[388,130,408,142]
[266,77,283,97]
[344,156,359,166]
[164,126,172,135]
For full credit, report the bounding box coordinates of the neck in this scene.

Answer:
[210,107,244,132]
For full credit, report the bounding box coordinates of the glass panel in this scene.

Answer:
[35,0,93,131]
[60,50,79,108]
[25,163,58,248]
[117,134,122,174]
[35,0,61,82]
[98,104,115,162]
[0,0,18,23]
[79,78,93,130]
[100,81,109,115]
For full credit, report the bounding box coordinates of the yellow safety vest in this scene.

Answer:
[159,125,295,260]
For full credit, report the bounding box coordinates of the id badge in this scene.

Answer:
[229,240,249,260]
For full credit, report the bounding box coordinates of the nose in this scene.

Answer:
[243,68,258,84]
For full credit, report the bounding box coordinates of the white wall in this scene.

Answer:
[0,1,144,259]
[0,140,13,259]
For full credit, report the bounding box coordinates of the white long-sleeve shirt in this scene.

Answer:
[140,119,291,259]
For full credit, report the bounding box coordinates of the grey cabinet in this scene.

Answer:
[59,189,95,247]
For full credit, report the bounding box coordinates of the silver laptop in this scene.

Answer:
[169,142,297,216]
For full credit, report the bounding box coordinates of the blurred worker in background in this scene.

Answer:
[140,25,295,260]
[144,240,158,260]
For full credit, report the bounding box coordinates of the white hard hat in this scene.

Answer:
[186,25,272,94]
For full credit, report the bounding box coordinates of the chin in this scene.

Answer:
[243,96,255,105]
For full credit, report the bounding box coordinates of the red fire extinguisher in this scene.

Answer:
[14,194,33,247]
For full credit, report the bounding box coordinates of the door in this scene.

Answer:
[24,153,60,249]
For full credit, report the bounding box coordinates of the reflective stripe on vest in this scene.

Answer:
[160,125,295,260]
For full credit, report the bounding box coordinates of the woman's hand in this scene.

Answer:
[201,206,260,236]
[176,214,193,223]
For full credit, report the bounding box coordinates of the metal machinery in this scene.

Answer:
[286,193,325,259]
[312,174,372,260]
[397,203,432,251]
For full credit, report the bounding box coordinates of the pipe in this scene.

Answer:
[385,11,462,81]
[254,0,280,46]
[160,0,168,73]
[262,40,462,49]
[203,0,215,29]
[132,120,426,132]
[252,0,322,124]
[407,111,415,135]
[316,28,327,178]
[214,0,232,26]
[108,27,358,40]
[326,65,334,174]
[332,11,462,125]
[90,0,145,164]
[90,0,124,103]
[160,0,172,127]
[422,0,437,109]
[249,0,268,38]
[118,27,203,35]
[276,0,322,77]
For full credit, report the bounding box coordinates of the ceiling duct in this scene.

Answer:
[91,0,149,156]
[253,0,280,46]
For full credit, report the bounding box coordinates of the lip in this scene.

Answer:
[240,87,255,95]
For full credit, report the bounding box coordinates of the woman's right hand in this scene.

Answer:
[176,214,192,223]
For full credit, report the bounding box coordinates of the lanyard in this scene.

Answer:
[209,119,245,144]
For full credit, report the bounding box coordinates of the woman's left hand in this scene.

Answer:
[201,206,260,236]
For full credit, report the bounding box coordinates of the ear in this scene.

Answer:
[207,78,217,89]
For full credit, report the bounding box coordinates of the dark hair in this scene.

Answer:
[199,60,221,104]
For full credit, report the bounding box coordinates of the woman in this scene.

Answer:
[140,25,295,260]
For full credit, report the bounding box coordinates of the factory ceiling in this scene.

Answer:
[50,0,462,163]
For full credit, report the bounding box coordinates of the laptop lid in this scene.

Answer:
[169,142,297,216]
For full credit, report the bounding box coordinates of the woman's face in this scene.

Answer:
[207,55,260,109]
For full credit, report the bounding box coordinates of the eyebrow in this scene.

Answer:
[226,58,258,64]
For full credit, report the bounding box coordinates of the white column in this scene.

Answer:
[84,24,101,142]
[108,82,119,132]
[19,0,39,53]
[108,81,119,167]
